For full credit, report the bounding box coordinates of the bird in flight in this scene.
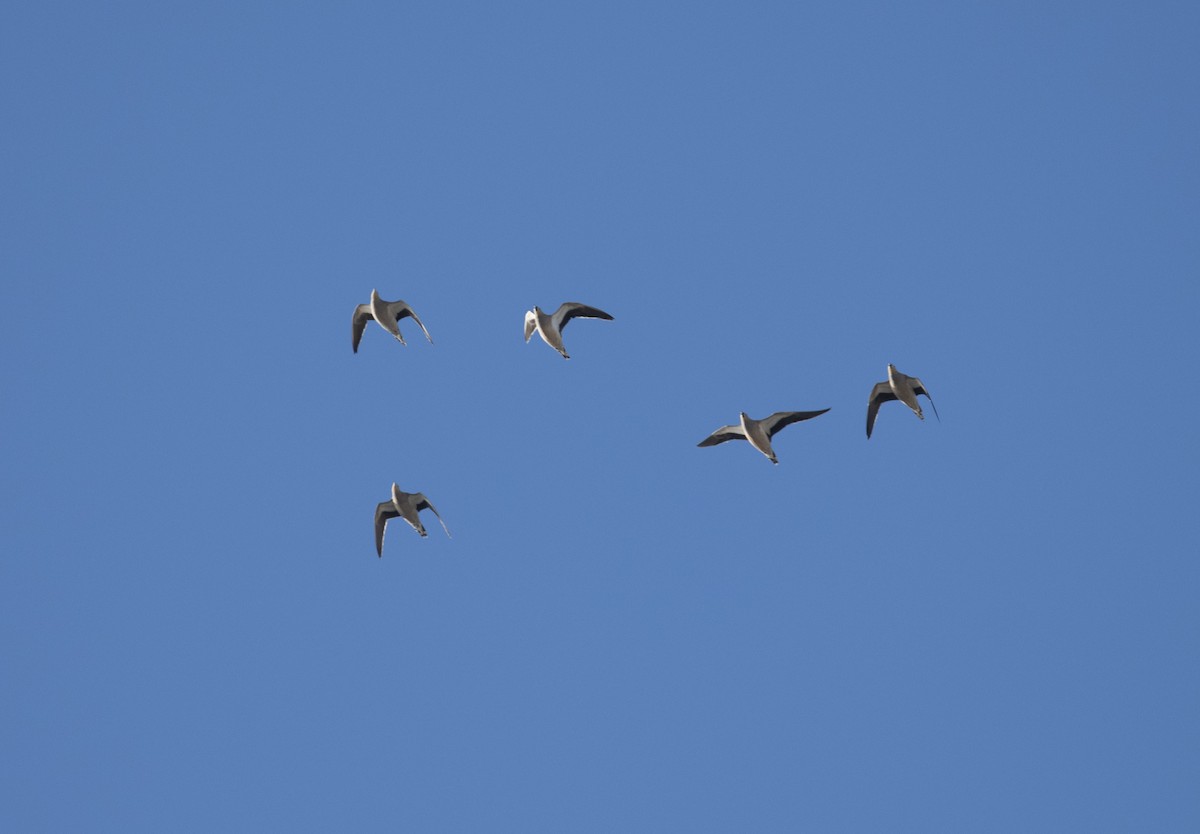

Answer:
[866,364,939,438]
[352,290,433,353]
[697,409,830,464]
[524,302,613,359]
[374,483,450,557]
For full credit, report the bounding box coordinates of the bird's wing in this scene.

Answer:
[414,494,451,538]
[524,310,537,342]
[761,408,831,439]
[866,382,897,438]
[391,302,434,344]
[375,501,400,556]
[352,304,374,353]
[909,378,940,422]
[697,425,747,447]
[552,302,614,332]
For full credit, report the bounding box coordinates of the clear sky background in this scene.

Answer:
[2,1,1198,831]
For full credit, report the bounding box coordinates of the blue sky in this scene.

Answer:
[2,1,1198,830]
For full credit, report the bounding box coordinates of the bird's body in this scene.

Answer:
[697,409,830,464]
[524,302,613,359]
[352,289,433,353]
[866,364,939,438]
[374,483,450,557]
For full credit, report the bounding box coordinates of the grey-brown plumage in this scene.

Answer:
[374,483,450,557]
[352,289,433,353]
[697,409,830,464]
[866,364,939,438]
[523,302,613,359]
